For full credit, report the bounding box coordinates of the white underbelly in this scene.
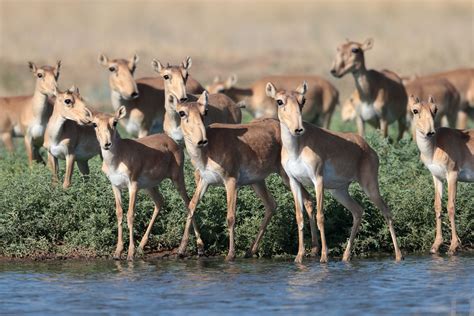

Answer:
[200,169,223,185]
[426,163,447,180]
[50,143,68,160]
[359,102,378,121]
[30,124,45,139]
[284,158,314,187]
[107,169,130,189]
[458,168,474,182]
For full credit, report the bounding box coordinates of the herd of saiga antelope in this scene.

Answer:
[1,38,473,263]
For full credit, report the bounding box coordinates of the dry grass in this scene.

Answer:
[0,0,473,109]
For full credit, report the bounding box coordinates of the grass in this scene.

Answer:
[0,129,472,260]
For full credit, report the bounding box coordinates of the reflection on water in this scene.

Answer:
[1,255,473,315]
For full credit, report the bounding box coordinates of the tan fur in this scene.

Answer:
[88,106,203,261]
[176,93,318,261]
[410,96,474,255]
[267,81,402,263]
[411,69,474,129]
[98,54,204,137]
[43,87,100,188]
[152,58,242,143]
[331,39,408,140]
[207,74,339,128]
[0,61,60,164]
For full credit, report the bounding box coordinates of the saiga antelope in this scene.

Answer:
[173,92,319,261]
[267,81,402,263]
[43,86,100,188]
[0,61,60,164]
[151,58,242,143]
[87,106,204,260]
[409,95,473,255]
[206,74,339,128]
[98,54,204,137]
[331,38,407,140]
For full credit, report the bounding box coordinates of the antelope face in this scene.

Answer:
[152,57,192,103]
[410,95,438,138]
[206,74,238,94]
[98,54,139,100]
[29,61,60,97]
[91,106,126,151]
[55,86,92,125]
[330,38,373,78]
[176,91,209,147]
[266,81,307,137]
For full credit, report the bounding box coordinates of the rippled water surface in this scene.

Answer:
[1,255,473,315]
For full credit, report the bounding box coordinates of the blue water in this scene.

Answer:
[1,255,473,315]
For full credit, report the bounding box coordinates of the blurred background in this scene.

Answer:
[0,0,472,109]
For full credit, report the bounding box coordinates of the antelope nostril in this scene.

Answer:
[295,128,304,135]
[197,139,208,147]
[330,69,336,75]
[104,142,112,149]
[180,97,188,103]
[131,92,139,98]
[427,131,435,137]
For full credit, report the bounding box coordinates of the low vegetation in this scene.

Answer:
[0,129,472,259]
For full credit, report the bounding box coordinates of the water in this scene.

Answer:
[1,255,473,315]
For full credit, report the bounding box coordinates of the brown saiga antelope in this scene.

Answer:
[408,69,474,129]
[331,39,407,140]
[409,95,473,255]
[267,81,402,263]
[98,54,204,137]
[151,58,242,143]
[207,74,339,128]
[173,92,319,261]
[87,106,204,260]
[43,86,100,188]
[0,61,60,164]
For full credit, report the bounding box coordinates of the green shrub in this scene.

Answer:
[0,130,472,259]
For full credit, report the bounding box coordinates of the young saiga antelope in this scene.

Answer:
[267,81,402,263]
[331,39,407,140]
[87,106,204,260]
[173,92,318,261]
[0,61,60,164]
[44,86,100,188]
[98,54,204,137]
[152,57,242,143]
[409,95,473,255]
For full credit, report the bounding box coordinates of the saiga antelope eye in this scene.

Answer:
[92,123,97,128]
[413,109,419,114]
[179,111,186,117]
[163,75,170,80]
[64,99,72,105]
[277,100,284,106]
[108,66,116,72]
[351,48,360,54]
[37,73,43,78]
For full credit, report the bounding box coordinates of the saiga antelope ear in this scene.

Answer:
[266,82,277,98]
[428,95,435,104]
[225,74,238,89]
[98,54,109,66]
[167,94,178,110]
[67,85,79,94]
[115,106,127,120]
[182,56,192,70]
[213,75,221,84]
[409,94,420,105]
[28,61,37,73]
[296,81,307,95]
[151,59,164,73]
[361,38,374,51]
[54,60,61,78]
[197,91,209,115]
[128,54,139,72]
